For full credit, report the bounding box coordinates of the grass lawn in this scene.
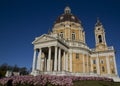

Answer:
[73,80,120,86]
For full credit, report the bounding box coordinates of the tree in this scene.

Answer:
[13,65,19,72]
[0,63,8,78]
[20,67,29,75]
[0,63,29,77]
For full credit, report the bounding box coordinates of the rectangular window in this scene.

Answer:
[93,60,96,64]
[76,53,79,59]
[100,59,104,64]
[93,67,97,73]
[102,66,105,72]
[93,70,97,73]
[93,67,96,69]
[59,32,63,38]
[72,32,75,40]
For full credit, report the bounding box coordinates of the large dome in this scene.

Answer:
[54,6,81,24]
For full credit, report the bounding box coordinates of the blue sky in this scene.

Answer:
[0,0,120,75]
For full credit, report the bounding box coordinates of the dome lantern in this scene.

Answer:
[64,6,71,14]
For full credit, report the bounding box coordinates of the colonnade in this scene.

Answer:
[32,47,117,76]
[32,46,73,73]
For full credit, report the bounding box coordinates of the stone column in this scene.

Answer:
[113,53,118,75]
[47,47,51,71]
[44,57,47,71]
[63,51,66,71]
[106,56,110,74]
[96,53,100,74]
[37,48,42,71]
[41,60,43,71]
[54,46,58,71]
[83,54,85,73]
[58,48,61,71]
[66,53,68,71]
[87,54,89,73]
[32,49,37,72]
[70,52,72,72]
[90,58,93,73]
[80,30,82,39]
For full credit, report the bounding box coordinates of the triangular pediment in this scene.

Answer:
[32,34,56,44]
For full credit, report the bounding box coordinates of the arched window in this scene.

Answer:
[72,32,75,40]
[59,32,63,38]
[98,35,102,43]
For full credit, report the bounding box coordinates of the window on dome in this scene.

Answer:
[71,16,75,19]
[72,32,75,40]
[59,32,63,38]
[60,16,64,20]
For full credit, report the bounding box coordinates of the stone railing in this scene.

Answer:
[91,46,114,52]
[108,46,114,50]
[68,42,89,49]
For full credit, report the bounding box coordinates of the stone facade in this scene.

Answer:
[31,6,118,78]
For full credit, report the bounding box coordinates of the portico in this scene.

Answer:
[31,34,71,74]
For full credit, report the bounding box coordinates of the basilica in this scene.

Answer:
[31,6,118,78]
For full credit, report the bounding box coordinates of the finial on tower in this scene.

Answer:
[95,17,102,26]
[48,28,51,35]
[64,6,71,14]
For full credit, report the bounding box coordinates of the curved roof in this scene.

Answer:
[55,13,81,24]
[54,6,81,24]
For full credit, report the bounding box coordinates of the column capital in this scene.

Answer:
[48,46,51,48]
[34,48,37,51]
[39,48,42,49]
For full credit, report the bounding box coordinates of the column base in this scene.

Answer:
[31,70,41,76]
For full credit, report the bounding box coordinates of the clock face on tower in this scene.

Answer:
[98,28,100,30]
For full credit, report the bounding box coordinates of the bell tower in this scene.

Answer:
[94,18,107,51]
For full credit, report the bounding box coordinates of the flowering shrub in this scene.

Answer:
[0,75,113,86]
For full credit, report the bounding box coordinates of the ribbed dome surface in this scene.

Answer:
[54,6,81,24]
[55,13,81,24]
